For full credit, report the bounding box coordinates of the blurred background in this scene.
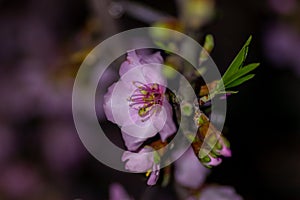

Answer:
[0,0,300,199]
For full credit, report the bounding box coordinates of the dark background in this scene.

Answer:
[0,0,299,199]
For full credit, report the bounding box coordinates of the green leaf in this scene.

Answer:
[222,36,252,83]
[218,90,239,94]
[224,63,260,87]
[200,36,259,104]
[226,74,255,89]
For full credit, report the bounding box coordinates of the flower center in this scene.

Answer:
[128,81,164,122]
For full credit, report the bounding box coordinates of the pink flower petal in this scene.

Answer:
[110,80,133,125]
[119,51,141,76]
[147,164,160,186]
[103,83,117,123]
[142,64,167,86]
[121,121,157,139]
[140,52,164,64]
[121,132,147,151]
[159,100,177,141]
[122,149,154,172]
[151,105,167,133]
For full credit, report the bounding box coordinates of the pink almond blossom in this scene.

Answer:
[103,50,176,151]
[186,185,243,200]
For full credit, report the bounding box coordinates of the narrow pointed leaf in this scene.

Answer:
[224,63,260,87]
[226,74,255,89]
[222,36,252,83]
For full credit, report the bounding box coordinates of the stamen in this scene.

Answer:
[128,82,164,122]
[146,169,152,177]
[141,108,157,122]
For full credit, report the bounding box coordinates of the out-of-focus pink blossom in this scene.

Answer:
[174,147,210,189]
[0,163,44,199]
[103,50,176,151]
[41,122,87,173]
[264,23,299,65]
[264,23,300,75]
[268,0,296,15]
[109,183,133,200]
[0,125,16,165]
[199,185,243,200]
[0,60,72,121]
[185,185,243,200]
